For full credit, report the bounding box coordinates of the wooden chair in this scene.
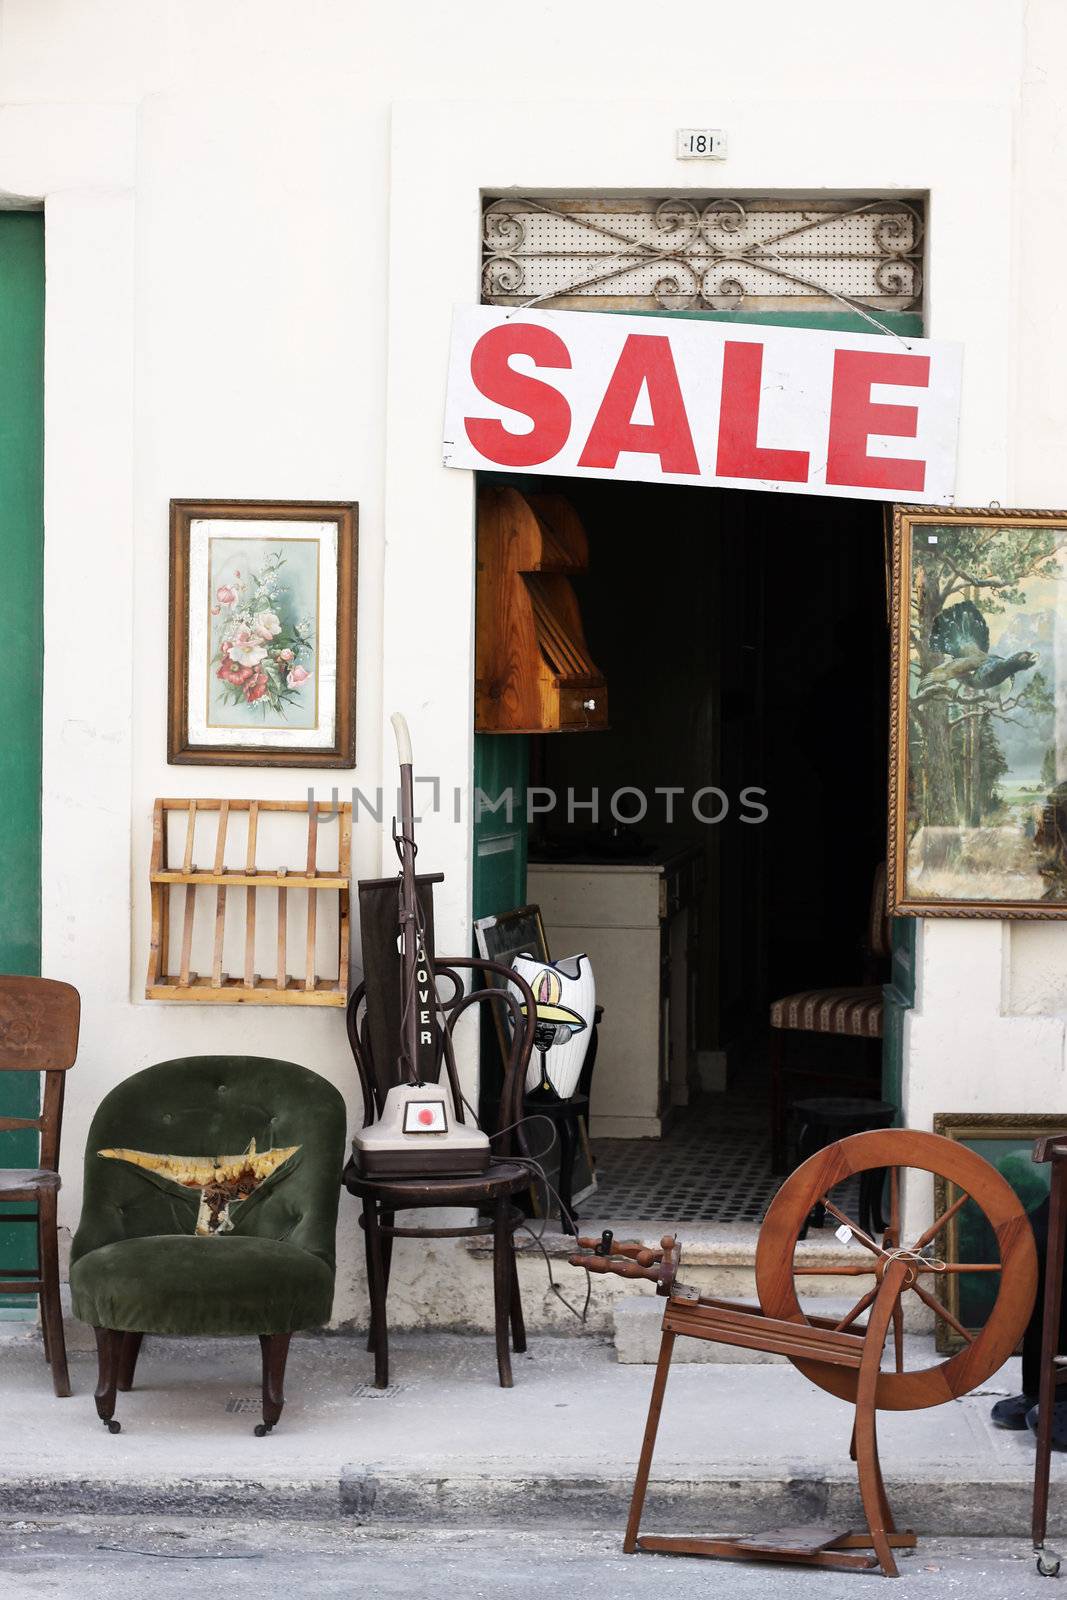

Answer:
[573,1128,1037,1578]
[343,953,536,1388]
[1030,1131,1067,1577]
[769,862,890,1173]
[0,975,81,1398]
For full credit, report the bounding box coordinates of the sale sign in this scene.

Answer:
[443,305,962,504]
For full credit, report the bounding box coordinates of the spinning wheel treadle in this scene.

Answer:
[570,1128,1038,1579]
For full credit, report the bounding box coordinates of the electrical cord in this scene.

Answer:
[462,1092,595,1323]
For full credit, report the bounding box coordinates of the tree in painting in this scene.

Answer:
[907,522,1067,900]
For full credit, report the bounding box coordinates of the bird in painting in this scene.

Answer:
[918,598,1039,691]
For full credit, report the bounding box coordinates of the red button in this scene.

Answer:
[418,1108,435,1126]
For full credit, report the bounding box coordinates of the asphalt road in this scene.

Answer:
[0,1518,1055,1599]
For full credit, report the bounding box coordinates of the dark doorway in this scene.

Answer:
[527,478,889,1222]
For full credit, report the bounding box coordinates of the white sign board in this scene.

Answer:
[676,128,727,159]
[443,305,963,505]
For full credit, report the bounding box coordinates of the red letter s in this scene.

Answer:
[464,323,571,467]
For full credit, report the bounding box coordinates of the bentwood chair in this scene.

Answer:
[769,863,890,1173]
[70,1056,346,1434]
[343,952,537,1389]
[0,975,81,1398]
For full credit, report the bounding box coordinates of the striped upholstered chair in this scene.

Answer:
[768,864,889,1174]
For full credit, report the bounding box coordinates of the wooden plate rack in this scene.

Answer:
[146,798,351,1005]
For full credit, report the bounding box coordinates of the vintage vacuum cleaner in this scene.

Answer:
[350,713,491,1178]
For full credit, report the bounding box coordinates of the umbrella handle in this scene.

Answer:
[390,711,412,767]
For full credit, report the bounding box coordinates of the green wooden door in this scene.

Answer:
[472,733,529,920]
[0,213,45,1308]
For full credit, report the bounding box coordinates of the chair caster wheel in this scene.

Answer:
[254,1422,273,1437]
[105,1419,121,1434]
[1037,1549,1061,1577]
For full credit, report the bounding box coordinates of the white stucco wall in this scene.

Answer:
[2,0,1066,1320]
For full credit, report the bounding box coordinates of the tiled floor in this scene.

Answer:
[589,1093,861,1224]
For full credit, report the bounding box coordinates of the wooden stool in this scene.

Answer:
[521,1091,589,1235]
[573,1128,1037,1578]
[793,1097,896,1237]
[0,976,80,1398]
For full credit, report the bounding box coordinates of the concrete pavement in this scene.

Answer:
[0,1521,1053,1600]
[0,1324,1061,1540]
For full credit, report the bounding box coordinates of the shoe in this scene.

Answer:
[991,1393,1036,1429]
[1026,1401,1067,1451]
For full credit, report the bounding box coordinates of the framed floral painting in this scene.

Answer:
[889,505,1067,916]
[168,500,357,767]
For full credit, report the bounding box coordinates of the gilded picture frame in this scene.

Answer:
[168,499,358,768]
[889,505,1067,917]
[931,1111,1062,1353]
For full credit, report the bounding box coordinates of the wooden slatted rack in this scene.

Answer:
[147,798,351,1005]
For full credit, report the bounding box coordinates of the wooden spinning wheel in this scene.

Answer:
[758,1128,1038,1411]
[571,1128,1037,1578]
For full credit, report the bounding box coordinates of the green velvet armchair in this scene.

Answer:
[70,1055,346,1435]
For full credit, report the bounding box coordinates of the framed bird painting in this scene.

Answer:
[889,505,1067,917]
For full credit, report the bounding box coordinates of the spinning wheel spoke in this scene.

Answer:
[891,1298,905,1374]
[834,1286,878,1332]
[923,1261,1000,1275]
[912,1281,974,1345]
[794,1264,878,1277]
[910,1189,970,1253]
[821,1198,882,1257]
[889,1166,900,1241]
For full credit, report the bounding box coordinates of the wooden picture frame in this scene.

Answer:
[169,499,357,768]
[889,504,1067,916]
[931,1111,1062,1352]
[474,904,550,1064]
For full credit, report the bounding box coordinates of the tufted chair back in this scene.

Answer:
[71,1056,346,1270]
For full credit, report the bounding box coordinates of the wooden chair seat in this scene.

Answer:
[0,1167,60,1199]
[770,986,884,1039]
[344,1158,531,1210]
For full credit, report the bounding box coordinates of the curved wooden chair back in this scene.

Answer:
[347,954,535,1158]
[0,976,80,1170]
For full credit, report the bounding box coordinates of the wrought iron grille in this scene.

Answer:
[481,196,924,321]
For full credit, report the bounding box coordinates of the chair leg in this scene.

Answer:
[492,1198,514,1388]
[363,1196,390,1389]
[1034,1163,1067,1554]
[509,1233,527,1354]
[380,1207,396,1297]
[37,1187,70,1398]
[36,1208,50,1366]
[557,1113,578,1234]
[770,1030,788,1174]
[117,1331,144,1392]
[256,1333,291,1436]
[93,1328,123,1432]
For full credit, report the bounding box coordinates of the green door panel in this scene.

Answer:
[472,733,529,920]
[0,212,45,1306]
[882,918,917,1117]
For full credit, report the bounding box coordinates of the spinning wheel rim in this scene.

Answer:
[755,1128,1038,1411]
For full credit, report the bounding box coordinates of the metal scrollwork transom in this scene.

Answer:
[481,196,924,324]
